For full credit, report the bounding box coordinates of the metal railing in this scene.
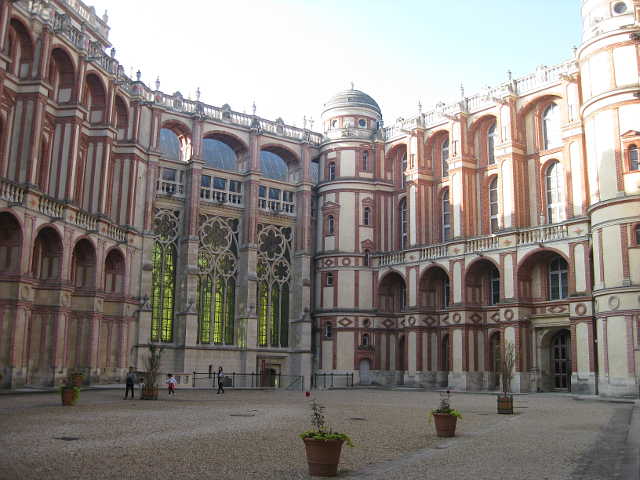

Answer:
[311,373,354,389]
[192,372,304,391]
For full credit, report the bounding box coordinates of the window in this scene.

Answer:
[546,161,565,223]
[441,139,449,177]
[542,103,560,150]
[363,207,371,226]
[327,215,335,235]
[399,284,406,311]
[635,224,640,244]
[549,257,568,300]
[401,153,407,188]
[363,249,371,266]
[629,145,638,171]
[613,2,627,14]
[202,138,238,171]
[443,276,450,307]
[362,151,369,171]
[328,162,336,181]
[487,122,496,165]
[260,150,289,181]
[324,322,333,338]
[151,241,176,342]
[362,333,370,346]
[490,268,500,305]
[442,190,451,242]
[489,177,499,233]
[326,272,334,287]
[399,198,408,249]
[358,119,367,128]
[331,119,338,128]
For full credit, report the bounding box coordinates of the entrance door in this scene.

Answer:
[552,331,571,390]
[359,359,371,385]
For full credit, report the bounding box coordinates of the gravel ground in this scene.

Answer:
[0,388,632,479]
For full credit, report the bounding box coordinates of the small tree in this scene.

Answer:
[143,344,163,397]
[501,341,516,395]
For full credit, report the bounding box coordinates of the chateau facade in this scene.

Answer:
[0,0,638,397]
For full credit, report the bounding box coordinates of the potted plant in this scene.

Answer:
[60,378,80,406]
[300,399,353,477]
[70,371,84,387]
[141,344,163,400]
[430,391,462,437]
[497,340,515,414]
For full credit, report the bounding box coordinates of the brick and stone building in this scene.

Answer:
[0,0,638,397]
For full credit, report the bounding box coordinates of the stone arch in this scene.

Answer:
[114,95,129,141]
[159,120,192,162]
[468,114,498,166]
[48,47,75,103]
[84,73,107,125]
[537,327,572,392]
[464,257,501,306]
[260,143,300,182]
[71,238,97,290]
[425,129,450,176]
[201,131,248,171]
[378,270,406,313]
[7,18,34,78]
[31,226,63,282]
[517,248,571,301]
[385,143,407,186]
[0,211,22,274]
[517,93,563,149]
[418,264,450,309]
[104,247,125,294]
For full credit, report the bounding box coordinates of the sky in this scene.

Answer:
[87,0,582,129]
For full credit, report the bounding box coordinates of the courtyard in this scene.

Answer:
[0,388,637,479]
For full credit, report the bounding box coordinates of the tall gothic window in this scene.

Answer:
[487,122,496,165]
[441,139,449,177]
[151,209,180,343]
[542,103,560,150]
[442,189,451,242]
[257,225,292,348]
[549,257,568,300]
[546,161,565,224]
[399,198,408,249]
[197,215,238,345]
[489,177,499,233]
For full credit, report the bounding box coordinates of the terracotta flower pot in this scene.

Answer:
[61,388,77,406]
[432,413,458,437]
[302,437,344,477]
[141,386,158,400]
[497,394,514,414]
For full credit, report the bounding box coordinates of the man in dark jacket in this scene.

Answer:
[124,366,136,400]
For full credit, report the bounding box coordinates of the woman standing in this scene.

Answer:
[217,366,225,394]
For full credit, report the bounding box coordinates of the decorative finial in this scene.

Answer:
[136,70,141,81]
[418,101,422,114]
[572,45,577,56]
[507,70,512,82]
[350,81,354,90]
[196,87,201,101]
[303,115,307,129]
[110,48,115,58]
[460,83,465,99]
[102,10,108,23]
[252,101,256,116]
[155,76,160,90]
[309,117,314,130]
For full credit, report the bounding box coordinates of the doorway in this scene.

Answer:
[359,359,371,385]
[551,330,571,391]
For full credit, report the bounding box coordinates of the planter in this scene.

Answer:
[302,438,344,477]
[61,388,77,406]
[71,373,84,387]
[141,386,158,400]
[432,413,458,437]
[497,394,514,414]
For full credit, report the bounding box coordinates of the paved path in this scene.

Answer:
[0,389,636,479]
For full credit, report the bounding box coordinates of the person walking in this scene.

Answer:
[216,366,225,394]
[166,373,177,395]
[124,366,136,400]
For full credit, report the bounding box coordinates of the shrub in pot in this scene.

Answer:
[141,344,163,400]
[300,399,353,477]
[60,378,80,406]
[430,391,462,437]
[497,341,515,414]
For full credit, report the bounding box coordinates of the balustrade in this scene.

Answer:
[517,224,569,245]
[38,196,64,218]
[465,236,499,253]
[0,179,25,204]
[258,186,295,215]
[73,210,97,231]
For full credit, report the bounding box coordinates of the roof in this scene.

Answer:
[323,88,381,116]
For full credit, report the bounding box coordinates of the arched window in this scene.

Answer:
[328,162,336,181]
[363,206,371,226]
[542,103,560,150]
[151,240,176,342]
[31,227,62,281]
[71,240,96,289]
[324,322,333,338]
[549,257,568,300]
[546,161,565,224]
[362,333,370,346]
[85,74,106,125]
[261,150,289,181]
[0,213,21,273]
[489,177,499,233]
[115,97,128,141]
[487,122,496,165]
[629,144,638,171]
[441,139,449,177]
[104,249,125,294]
[202,138,238,171]
[196,217,238,345]
[327,215,335,235]
[48,48,74,103]
[159,128,191,162]
[490,267,500,305]
[7,20,33,79]
[399,198,408,249]
[442,189,451,242]
[362,151,369,171]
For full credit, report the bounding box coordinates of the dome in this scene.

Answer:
[323,88,381,116]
